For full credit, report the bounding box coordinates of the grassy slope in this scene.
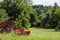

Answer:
[0,28,60,40]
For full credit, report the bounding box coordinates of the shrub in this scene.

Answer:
[55,25,60,31]
[0,20,14,33]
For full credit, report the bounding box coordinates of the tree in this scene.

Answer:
[54,8,60,31]
[0,0,37,28]
[0,9,8,23]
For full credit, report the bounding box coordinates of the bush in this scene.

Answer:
[55,25,60,31]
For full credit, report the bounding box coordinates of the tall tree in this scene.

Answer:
[0,9,8,23]
[0,0,37,28]
[54,8,60,31]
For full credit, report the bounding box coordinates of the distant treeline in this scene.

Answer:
[33,3,60,31]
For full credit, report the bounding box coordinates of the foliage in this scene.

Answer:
[0,0,37,29]
[0,9,8,23]
[33,3,60,30]
[0,0,60,30]
[54,8,60,31]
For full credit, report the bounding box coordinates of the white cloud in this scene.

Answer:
[32,0,60,6]
[0,0,2,1]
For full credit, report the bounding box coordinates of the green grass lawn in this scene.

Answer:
[0,28,60,40]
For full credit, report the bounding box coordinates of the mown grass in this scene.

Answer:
[0,28,60,40]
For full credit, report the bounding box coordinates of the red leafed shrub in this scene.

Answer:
[0,20,14,33]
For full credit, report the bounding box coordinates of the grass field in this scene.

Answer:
[0,28,60,40]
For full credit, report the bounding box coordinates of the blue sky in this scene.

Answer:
[32,0,60,6]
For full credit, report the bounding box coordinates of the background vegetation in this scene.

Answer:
[0,0,60,31]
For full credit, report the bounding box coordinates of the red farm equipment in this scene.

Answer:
[14,27,30,35]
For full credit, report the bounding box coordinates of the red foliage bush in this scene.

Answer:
[0,20,14,33]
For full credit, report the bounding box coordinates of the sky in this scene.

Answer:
[32,0,60,6]
[0,0,60,6]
